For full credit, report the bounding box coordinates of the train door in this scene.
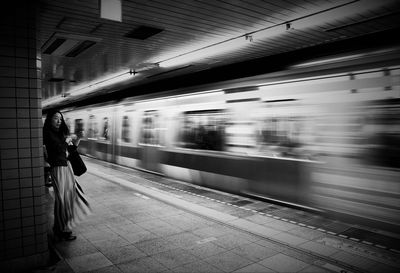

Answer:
[138,110,163,174]
[115,105,140,168]
[86,113,99,158]
[85,108,116,162]
[96,110,116,162]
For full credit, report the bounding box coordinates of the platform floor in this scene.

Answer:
[43,157,400,273]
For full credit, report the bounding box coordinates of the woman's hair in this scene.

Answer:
[43,109,70,135]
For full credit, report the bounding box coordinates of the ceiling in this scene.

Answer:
[39,0,400,109]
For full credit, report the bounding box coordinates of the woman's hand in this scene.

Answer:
[71,134,81,146]
[73,138,81,146]
[65,136,73,145]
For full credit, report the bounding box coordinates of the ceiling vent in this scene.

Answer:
[125,25,163,40]
[42,32,101,57]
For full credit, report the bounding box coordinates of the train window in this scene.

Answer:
[87,114,98,139]
[101,117,110,140]
[121,115,130,143]
[254,99,311,159]
[139,111,161,145]
[179,110,226,151]
[74,119,84,138]
[360,99,400,168]
[258,116,304,157]
[225,120,257,153]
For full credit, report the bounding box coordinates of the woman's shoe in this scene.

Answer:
[53,228,76,241]
[62,233,77,241]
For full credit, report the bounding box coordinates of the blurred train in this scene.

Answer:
[60,48,400,232]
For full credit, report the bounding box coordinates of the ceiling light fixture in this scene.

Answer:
[100,0,122,22]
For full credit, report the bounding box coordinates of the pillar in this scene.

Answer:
[0,0,49,272]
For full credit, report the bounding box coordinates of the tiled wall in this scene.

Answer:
[0,0,49,271]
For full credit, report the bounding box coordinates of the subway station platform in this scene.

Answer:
[43,157,400,273]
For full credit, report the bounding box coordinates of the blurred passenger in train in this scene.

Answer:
[102,117,109,140]
[365,111,400,168]
[43,110,90,241]
[122,115,130,142]
[203,117,225,151]
[181,117,197,148]
[87,114,97,138]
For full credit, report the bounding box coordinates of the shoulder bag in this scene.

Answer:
[67,144,87,176]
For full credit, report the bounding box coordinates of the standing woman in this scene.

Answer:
[43,110,90,241]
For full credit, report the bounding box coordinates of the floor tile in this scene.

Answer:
[171,260,223,273]
[259,253,309,272]
[298,265,332,273]
[231,242,279,262]
[117,256,169,273]
[81,229,120,243]
[185,241,228,259]
[299,241,339,256]
[120,229,159,243]
[212,233,253,250]
[331,251,377,271]
[86,265,123,273]
[100,243,147,264]
[233,262,276,273]
[164,232,202,249]
[287,226,325,240]
[151,248,198,269]
[273,232,309,246]
[134,237,180,255]
[66,252,113,273]
[56,237,99,259]
[203,250,253,272]
[90,236,131,251]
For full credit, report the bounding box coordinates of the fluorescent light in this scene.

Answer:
[159,37,248,67]
[42,96,65,108]
[69,70,134,97]
[248,26,285,41]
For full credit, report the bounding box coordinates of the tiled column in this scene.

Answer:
[0,0,49,272]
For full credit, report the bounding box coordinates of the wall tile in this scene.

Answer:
[19,178,32,188]
[21,207,34,217]
[0,98,16,107]
[16,88,30,97]
[0,87,16,97]
[2,169,19,180]
[17,97,29,107]
[17,119,30,128]
[2,179,20,190]
[4,209,21,220]
[0,109,17,118]
[22,226,35,236]
[19,168,33,178]
[0,119,17,128]
[3,189,20,200]
[19,158,32,168]
[1,144,18,154]
[0,129,18,138]
[1,159,18,169]
[22,216,34,227]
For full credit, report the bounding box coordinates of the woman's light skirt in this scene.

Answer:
[50,162,90,232]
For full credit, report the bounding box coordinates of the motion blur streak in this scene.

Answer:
[60,48,400,232]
